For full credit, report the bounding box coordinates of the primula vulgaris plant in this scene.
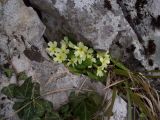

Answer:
[46,37,160,120]
[46,37,110,80]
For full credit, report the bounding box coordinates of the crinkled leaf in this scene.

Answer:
[82,58,93,68]
[75,63,87,70]
[87,71,106,81]
[68,66,81,75]
[74,59,93,70]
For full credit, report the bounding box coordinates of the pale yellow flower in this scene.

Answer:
[74,42,88,62]
[67,57,78,67]
[97,51,110,68]
[61,36,69,48]
[77,57,83,64]
[96,66,105,77]
[60,44,69,55]
[87,55,96,63]
[88,48,93,54]
[63,36,69,43]
[46,41,58,56]
[54,52,67,63]
[86,48,96,63]
[68,41,76,49]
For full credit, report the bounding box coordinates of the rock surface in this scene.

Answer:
[0,0,127,120]
[30,0,138,51]
[2,0,160,119]
[29,0,160,71]
[117,0,160,88]
[117,0,160,70]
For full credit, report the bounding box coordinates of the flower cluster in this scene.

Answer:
[46,37,110,78]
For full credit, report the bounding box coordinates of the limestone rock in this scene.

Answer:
[117,0,160,71]
[30,0,138,52]
[0,0,128,120]
[0,0,46,119]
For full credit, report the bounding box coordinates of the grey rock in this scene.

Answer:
[29,0,160,73]
[0,0,46,119]
[0,0,129,119]
[0,73,19,120]
[30,0,138,52]
[1,0,46,49]
[117,0,160,71]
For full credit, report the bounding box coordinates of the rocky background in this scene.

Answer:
[0,0,160,120]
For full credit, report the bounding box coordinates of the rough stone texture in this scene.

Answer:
[0,0,45,119]
[2,0,160,119]
[117,0,160,89]
[10,51,127,120]
[29,0,148,72]
[30,0,138,51]
[29,0,160,71]
[117,0,160,70]
[0,0,127,120]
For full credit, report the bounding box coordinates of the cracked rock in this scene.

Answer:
[0,0,127,120]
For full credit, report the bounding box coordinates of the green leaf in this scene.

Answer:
[104,88,117,119]
[82,58,93,68]
[13,100,32,119]
[1,84,18,98]
[31,116,41,120]
[73,59,93,70]
[36,99,53,114]
[23,103,34,120]
[125,82,132,120]
[111,58,129,71]
[34,100,46,117]
[87,71,106,81]
[69,92,102,120]
[59,104,72,119]
[130,92,154,120]
[68,66,81,74]
[18,77,40,98]
[13,98,54,120]
[17,72,28,80]
[2,78,56,120]
[114,69,129,77]
[44,112,61,120]
[59,104,70,114]
[3,68,13,78]
[139,113,146,120]
[75,63,87,70]
[87,71,99,80]
[32,82,41,98]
